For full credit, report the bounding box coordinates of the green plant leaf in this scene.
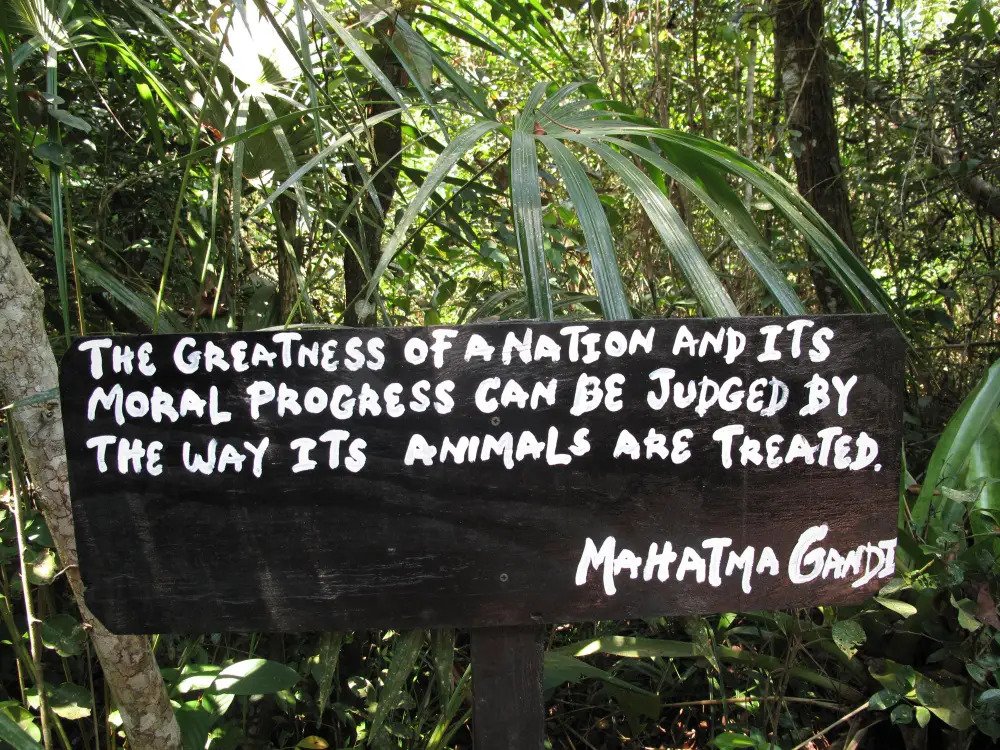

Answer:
[604,135,805,314]
[869,689,903,710]
[26,547,56,585]
[310,631,343,722]
[875,597,917,618]
[831,619,866,660]
[211,659,299,695]
[366,119,501,304]
[48,682,92,720]
[40,613,86,656]
[368,630,424,746]
[911,357,1000,536]
[0,711,41,750]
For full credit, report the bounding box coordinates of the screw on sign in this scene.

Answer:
[59,315,904,749]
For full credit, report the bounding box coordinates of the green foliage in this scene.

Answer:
[1,0,999,747]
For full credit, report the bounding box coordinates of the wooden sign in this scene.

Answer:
[60,315,903,635]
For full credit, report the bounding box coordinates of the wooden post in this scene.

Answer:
[469,625,546,749]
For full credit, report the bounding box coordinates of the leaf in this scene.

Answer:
[0,711,41,750]
[175,664,222,693]
[174,699,216,750]
[915,705,932,727]
[831,619,866,660]
[875,597,917,618]
[26,547,56,585]
[911,357,1000,535]
[976,584,1000,628]
[543,652,659,698]
[47,106,90,132]
[430,629,456,701]
[891,703,915,724]
[368,630,424,745]
[48,682,92,720]
[9,0,70,50]
[510,82,554,321]
[307,0,407,113]
[604,135,805,315]
[541,136,630,320]
[366,119,501,303]
[582,139,739,316]
[951,595,982,631]
[980,689,1000,704]
[979,5,997,39]
[296,737,330,749]
[560,635,697,659]
[211,659,299,695]
[310,632,343,722]
[869,689,903,710]
[711,731,761,749]
[40,613,86,656]
[914,674,973,730]
[34,140,66,165]
[77,257,182,333]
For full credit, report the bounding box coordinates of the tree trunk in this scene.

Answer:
[343,30,404,327]
[773,0,854,313]
[0,222,182,750]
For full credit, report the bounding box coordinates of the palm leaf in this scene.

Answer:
[540,135,630,320]
[582,139,740,317]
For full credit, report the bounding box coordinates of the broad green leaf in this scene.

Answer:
[914,674,973,730]
[0,711,41,750]
[174,699,215,750]
[869,689,903,710]
[47,106,89,132]
[559,635,697,659]
[831,619,866,660]
[211,659,299,695]
[175,664,222,693]
[911,357,1000,535]
[48,682,92,720]
[40,613,86,656]
[875,597,918,618]
[26,547,56,585]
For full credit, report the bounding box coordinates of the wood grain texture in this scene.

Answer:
[470,626,545,750]
[58,315,905,633]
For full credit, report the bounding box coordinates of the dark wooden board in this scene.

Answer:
[59,315,904,633]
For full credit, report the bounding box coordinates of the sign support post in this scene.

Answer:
[470,624,546,749]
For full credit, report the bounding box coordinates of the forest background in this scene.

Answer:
[0,0,999,748]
